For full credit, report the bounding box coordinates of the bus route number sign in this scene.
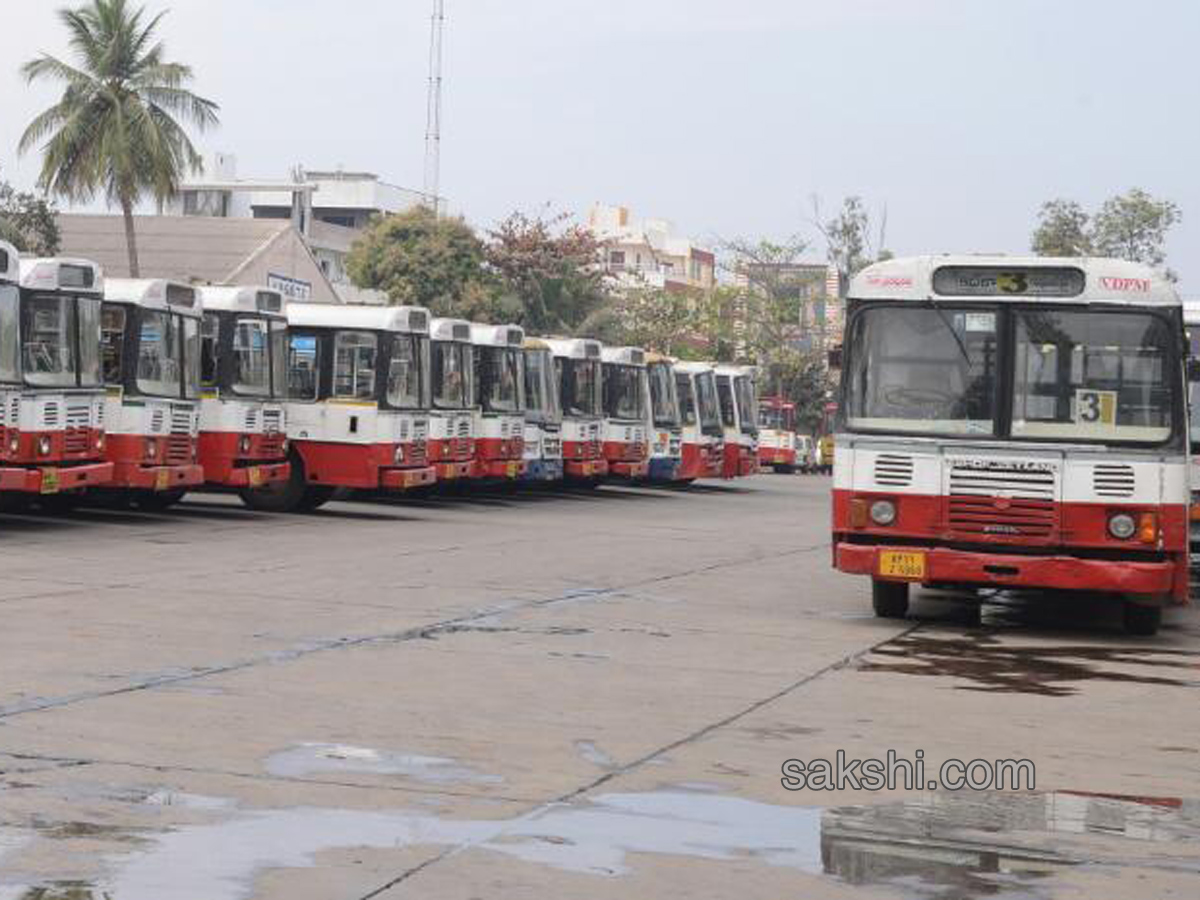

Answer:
[1075,389,1117,426]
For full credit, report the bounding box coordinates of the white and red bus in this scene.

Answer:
[0,253,112,499]
[644,352,682,482]
[98,279,204,508]
[758,396,799,473]
[428,318,476,482]
[715,364,759,478]
[673,361,723,482]
[519,337,563,483]
[833,255,1189,635]
[243,304,436,512]
[195,286,290,498]
[469,323,526,480]
[544,337,607,481]
[600,346,650,480]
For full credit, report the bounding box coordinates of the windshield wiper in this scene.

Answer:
[925,296,974,366]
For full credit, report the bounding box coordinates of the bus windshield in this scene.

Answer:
[845,305,997,436]
[387,333,424,409]
[233,317,271,397]
[675,372,697,427]
[649,363,679,428]
[1012,309,1174,444]
[21,294,78,387]
[478,346,524,413]
[1189,330,1200,449]
[136,310,190,399]
[432,340,473,410]
[716,375,737,428]
[524,349,562,422]
[560,358,602,417]
[759,405,794,431]
[696,372,721,434]
[605,364,645,420]
[846,304,1178,446]
[735,377,758,435]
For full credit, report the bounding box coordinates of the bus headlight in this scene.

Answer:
[239,435,252,455]
[96,434,105,451]
[145,438,158,460]
[393,444,406,464]
[869,499,896,526]
[8,434,19,454]
[1108,513,1136,540]
[37,435,52,456]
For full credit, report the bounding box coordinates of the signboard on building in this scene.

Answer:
[267,272,312,302]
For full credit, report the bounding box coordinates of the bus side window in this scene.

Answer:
[101,305,125,385]
[334,330,376,401]
[289,334,321,401]
[200,313,218,388]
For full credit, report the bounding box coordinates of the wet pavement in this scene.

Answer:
[0,477,1197,899]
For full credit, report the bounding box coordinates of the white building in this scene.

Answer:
[586,204,716,294]
[163,154,434,303]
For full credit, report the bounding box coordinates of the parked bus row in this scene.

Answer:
[0,242,761,515]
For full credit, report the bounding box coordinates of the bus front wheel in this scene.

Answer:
[240,450,332,513]
[872,580,909,619]
[1122,598,1162,636]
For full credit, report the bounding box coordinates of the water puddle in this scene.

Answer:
[5,789,1198,899]
[860,633,1200,696]
[263,743,503,785]
[574,740,616,769]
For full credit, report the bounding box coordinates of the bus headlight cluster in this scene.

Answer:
[9,434,20,454]
[145,438,158,460]
[37,435,52,456]
[1107,513,1136,540]
[95,434,105,452]
[869,499,897,526]
[239,435,252,455]
[393,444,406,465]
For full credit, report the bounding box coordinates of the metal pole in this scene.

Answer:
[423,0,445,215]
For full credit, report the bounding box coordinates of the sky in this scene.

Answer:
[1,0,1198,290]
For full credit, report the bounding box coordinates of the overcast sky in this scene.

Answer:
[2,0,1197,289]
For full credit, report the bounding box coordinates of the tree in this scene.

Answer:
[485,210,611,334]
[1031,189,1180,274]
[19,0,218,276]
[0,177,60,255]
[607,287,699,357]
[1091,188,1180,270]
[1031,199,1091,256]
[347,207,492,315]
[811,195,890,288]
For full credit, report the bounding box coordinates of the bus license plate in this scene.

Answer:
[155,470,170,491]
[247,466,264,488]
[506,462,517,478]
[40,468,60,494]
[878,551,926,580]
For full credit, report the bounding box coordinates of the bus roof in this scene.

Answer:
[470,323,524,347]
[198,285,286,317]
[430,317,472,342]
[288,303,430,335]
[1183,300,1200,326]
[850,255,1180,307]
[522,336,551,351]
[104,279,202,317]
[601,346,646,366]
[18,257,103,295]
[543,336,602,360]
[643,350,673,366]
[0,240,17,284]
[673,360,714,375]
[714,363,755,379]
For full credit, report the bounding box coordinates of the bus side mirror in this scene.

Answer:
[1188,358,1200,382]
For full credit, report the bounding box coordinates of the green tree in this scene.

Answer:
[0,177,60,255]
[811,195,891,289]
[18,0,219,276]
[347,207,492,315]
[1091,188,1180,270]
[1031,199,1091,256]
[607,287,698,356]
[485,210,611,334]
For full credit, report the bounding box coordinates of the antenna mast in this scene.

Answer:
[423,0,445,214]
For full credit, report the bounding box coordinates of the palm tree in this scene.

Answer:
[18,0,218,276]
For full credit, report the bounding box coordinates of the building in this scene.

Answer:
[587,204,716,293]
[162,154,432,301]
[735,261,842,353]
[56,214,340,303]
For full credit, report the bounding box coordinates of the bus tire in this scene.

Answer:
[1122,599,1162,636]
[871,580,909,619]
[296,486,335,512]
[239,449,319,513]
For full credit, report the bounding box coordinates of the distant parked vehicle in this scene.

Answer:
[469,323,527,481]
[758,396,798,473]
[715,364,759,478]
[428,318,476,483]
[644,352,682,483]
[544,337,607,483]
[520,337,564,483]
[673,361,723,482]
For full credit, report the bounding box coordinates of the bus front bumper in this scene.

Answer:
[835,542,1182,600]
[380,465,438,490]
[111,463,205,491]
[520,460,563,482]
[434,461,473,481]
[472,458,526,479]
[609,460,649,479]
[211,461,291,488]
[565,459,607,478]
[0,461,115,494]
[647,458,680,482]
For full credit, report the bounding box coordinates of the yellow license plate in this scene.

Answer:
[878,550,926,580]
[247,466,264,488]
[506,461,517,478]
[155,469,170,491]
[40,468,60,495]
